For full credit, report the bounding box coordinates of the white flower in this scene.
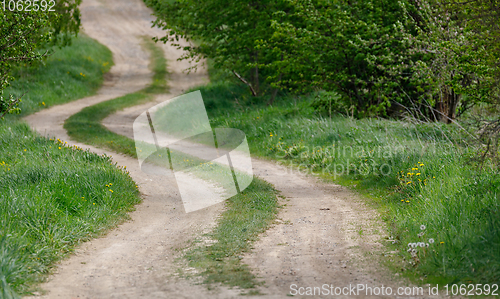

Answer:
[426,243,429,247]
[419,242,425,247]
[408,243,412,247]
[417,232,424,237]
[420,225,426,230]
[429,238,435,244]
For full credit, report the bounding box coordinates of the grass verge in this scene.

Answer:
[0,35,140,298]
[196,79,500,286]
[0,124,140,297]
[4,34,113,117]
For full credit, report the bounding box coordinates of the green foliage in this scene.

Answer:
[400,0,499,121]
[4,34,113,117]
[0,0,82,117]
[148,0,500,119]
[262,0,419,116]
[145,0,292,96]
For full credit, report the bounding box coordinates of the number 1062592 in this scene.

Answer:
[1,0,56,12]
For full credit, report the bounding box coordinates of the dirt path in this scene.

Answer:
[23,0,419,298]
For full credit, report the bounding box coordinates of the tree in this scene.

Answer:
[400,0,498,123]
[145,0,291,98]
[260,0,419,116]
[0,0,81,118]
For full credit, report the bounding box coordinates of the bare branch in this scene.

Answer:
[232,70,257,96]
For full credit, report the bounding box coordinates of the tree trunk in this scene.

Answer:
[254,65,259,96]
[435,86,460,123]
[268,74,282,106]
[252,51,259,96]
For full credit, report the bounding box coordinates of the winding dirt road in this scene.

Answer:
[24,0,410,298]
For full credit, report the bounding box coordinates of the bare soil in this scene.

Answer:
[23,0,430,297]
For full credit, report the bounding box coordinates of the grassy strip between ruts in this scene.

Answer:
[64,36,168,157]
[185,179,279,295]
[64,37,280,292]
[198,79,500,287]
[0,35,140,298]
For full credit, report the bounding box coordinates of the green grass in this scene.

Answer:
[185,179,279,293]
[4,35,113,117]
[194,79,500,286]
[0,123,140,297]
[0,34,141,297]
[64,36,168,156]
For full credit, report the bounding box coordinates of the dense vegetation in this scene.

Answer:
[0,0,81,118]
[146,0,500,121]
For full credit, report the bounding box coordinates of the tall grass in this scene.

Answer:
[197,80,500,285]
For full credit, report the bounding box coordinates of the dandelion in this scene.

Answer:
[420,224,426,230]
[440,241,444,244]
[416,173,421,176]
[58,147,61,149]
[419,242,425,247]
[109,189,113,193]
[429,238,434,244]
[93,203,95,205]
[23,149,26,152]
